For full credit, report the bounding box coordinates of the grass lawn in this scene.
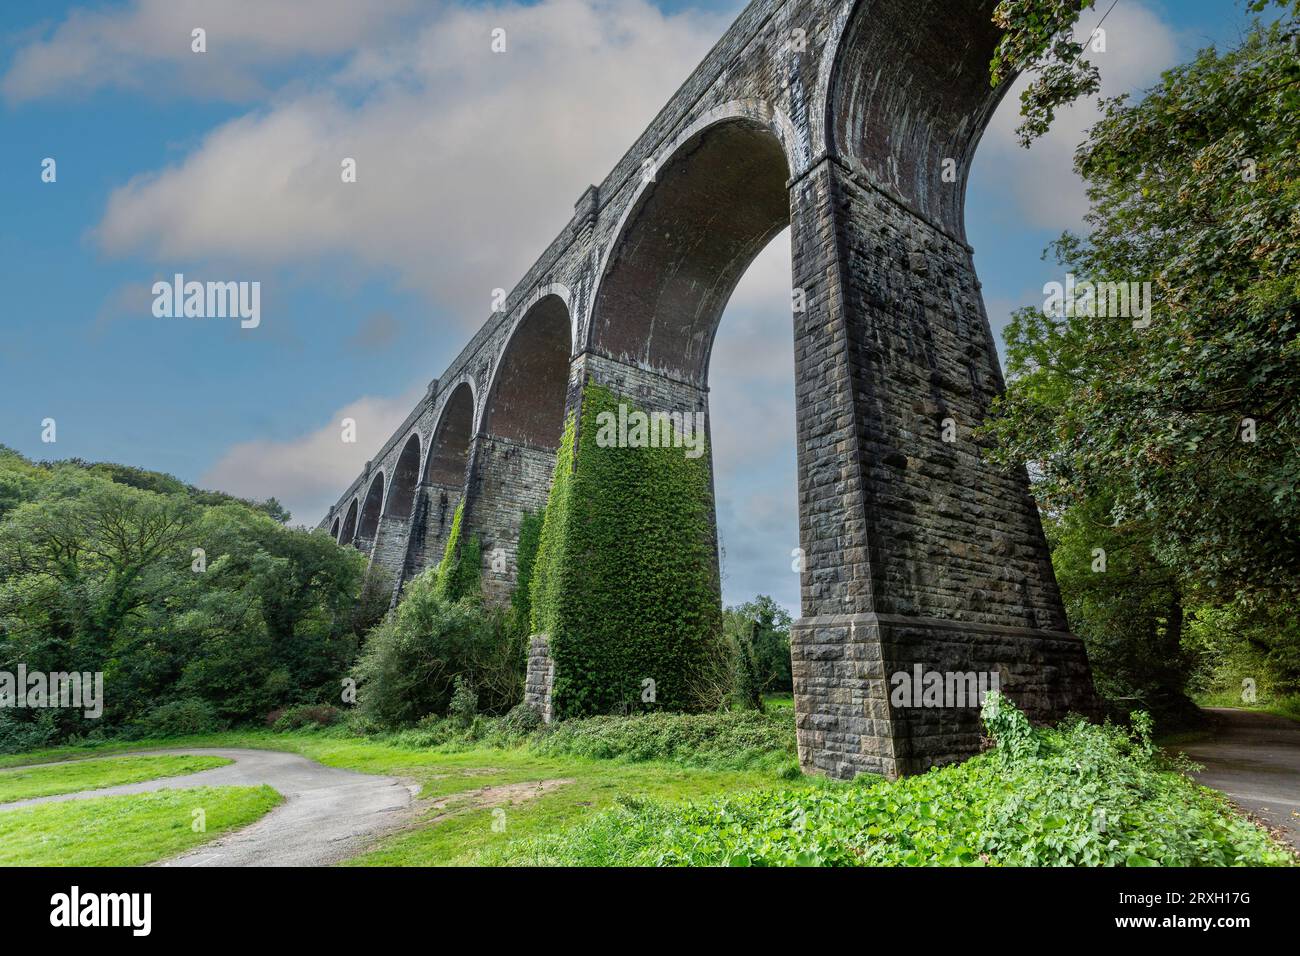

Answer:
[762,692,793,712]
[0,754,231,804]
[0,785,281,866]
[0,725,805,866]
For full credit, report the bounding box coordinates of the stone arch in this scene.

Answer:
[401,379,478,578]
[514,283,576,357]
[425,381,476,486]
[588,111,793,386]
[384,433,422,520]
[339,498,358,547]
[356,470,385,545]
[468,293,573,604]
[482,293,572,450]
[329,517,340,540]
[822,0,1009,237]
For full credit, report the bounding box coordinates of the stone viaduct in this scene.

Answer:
[318,0,1099,778]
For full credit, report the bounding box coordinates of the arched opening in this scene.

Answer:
[356,471,385,547]
[425,382,475,486]
[384,434,422,520]
[339,498,359,547]
[482,294,570,450]
[549,114,796,714]
[329,517,340,540]
[590,118,791,387]
[827,0,1006,237]
[472,294,572,603]
[409,381,475,574]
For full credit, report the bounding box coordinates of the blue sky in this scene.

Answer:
[0,0,1259,613]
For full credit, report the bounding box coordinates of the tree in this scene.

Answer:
[726,596,793,693]
[984,3,1300,713]
[0,449,369,742]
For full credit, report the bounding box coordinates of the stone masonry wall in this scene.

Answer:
[465,434,556,606]
[524,634,555,724]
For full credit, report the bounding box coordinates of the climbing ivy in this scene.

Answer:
[529,383,721,718]
[511,507,545,630]
[433,501,481,603]
[530,415,576,637]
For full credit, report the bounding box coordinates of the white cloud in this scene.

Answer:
[2,0,422,104]
[200,387,423,526]
[975,1,1180,230]
[89,0,730,320]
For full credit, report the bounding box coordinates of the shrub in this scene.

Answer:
[269,704,342,731]
[533,710,796,771]
[485,697,1294,867]
[448,676,478,728]
[0,710,59,756]
[352,576,523,728]
[502,701,542,736]
[132,698,224,738]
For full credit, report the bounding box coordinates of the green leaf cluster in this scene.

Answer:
[529,383,721,718]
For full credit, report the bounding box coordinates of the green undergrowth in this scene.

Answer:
[0,708,797,775]
[364,708,798,772]
[1194,691,1300,723]
[480,695,1295,867]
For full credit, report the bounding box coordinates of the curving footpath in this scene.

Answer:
[1178,709,1300,851]
[0,748,417,866]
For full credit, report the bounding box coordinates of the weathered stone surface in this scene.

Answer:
[318,0,1100,777]
[524,634,555,725]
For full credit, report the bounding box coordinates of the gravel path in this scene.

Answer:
[0,748,418,866]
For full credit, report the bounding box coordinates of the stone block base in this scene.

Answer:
[524,633,554,724]
[791,612,1100,779]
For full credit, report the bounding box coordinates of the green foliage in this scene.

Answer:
[269,703,343,731]
[0,448,368,744]
[530,384,721,717]
[510,508,544,632]
[132,698,225,738]
[490,698,1292,867]
[502,700,543,736]
[448,675,479,728]
[1043,495,1198,721]
[1187,604,1300,703]
[990,0,1101,146]
[990,2,1299,145]
[352,571,523,728]
[727,596,792,692]
[985,10,1300,714]
[532,710,797,772]
[432,501,463,600]
[529,415,576,637]
[0,709,59,755]
[980,691,1041,764]
[432,501,481,603]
